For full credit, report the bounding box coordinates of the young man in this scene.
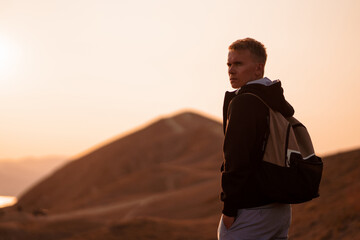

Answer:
[218,38,293,240]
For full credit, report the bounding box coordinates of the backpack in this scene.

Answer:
[244,93,323,204]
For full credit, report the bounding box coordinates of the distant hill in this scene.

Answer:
[16,111,224,216]
[1,111,359,240]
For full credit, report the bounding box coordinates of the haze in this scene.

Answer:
[1,0,359,160]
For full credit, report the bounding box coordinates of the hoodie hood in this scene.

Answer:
[237,81,294,117]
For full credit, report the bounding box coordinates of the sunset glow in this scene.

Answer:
[0,0,359,160]
[0,35,19,78]
[0,196,17,208]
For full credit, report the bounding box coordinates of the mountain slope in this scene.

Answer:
[16,111,223,214]
[2,111,359,240]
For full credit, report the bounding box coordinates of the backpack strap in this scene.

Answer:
[242,92,291,167]
[241,92,271,161]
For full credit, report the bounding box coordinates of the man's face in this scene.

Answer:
[227,49,264,89]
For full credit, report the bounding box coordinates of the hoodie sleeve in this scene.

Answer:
[221,94,267,216]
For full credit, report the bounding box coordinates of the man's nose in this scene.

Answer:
[228,65,235,74]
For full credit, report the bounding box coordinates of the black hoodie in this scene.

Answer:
[220,81,294,217]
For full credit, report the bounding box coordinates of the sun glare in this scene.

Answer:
[0,35,20,78]
[0,196,17,208]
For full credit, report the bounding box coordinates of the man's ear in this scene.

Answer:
[255,63,265,78]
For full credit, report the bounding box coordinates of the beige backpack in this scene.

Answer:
[245,93,323,203]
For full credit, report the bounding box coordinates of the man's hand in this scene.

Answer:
[222,214,235,229]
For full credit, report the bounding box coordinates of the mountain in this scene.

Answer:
[0,111,359,240]
[16,111,224,215]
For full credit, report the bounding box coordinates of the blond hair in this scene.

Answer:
[229,38,267,64]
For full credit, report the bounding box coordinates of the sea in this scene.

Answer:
[0,196,17,208]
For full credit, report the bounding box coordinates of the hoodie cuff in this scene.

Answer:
[222,202,238,217]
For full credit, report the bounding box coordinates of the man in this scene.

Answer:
[218,38,293,240]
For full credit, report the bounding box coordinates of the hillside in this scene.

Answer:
[16,111,224,215]
[0,111,359,240]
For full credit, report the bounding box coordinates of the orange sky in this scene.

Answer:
[1,0,359,160]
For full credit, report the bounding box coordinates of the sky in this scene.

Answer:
[1,0,359,160]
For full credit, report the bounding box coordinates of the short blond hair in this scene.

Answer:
[229,38,267,64]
